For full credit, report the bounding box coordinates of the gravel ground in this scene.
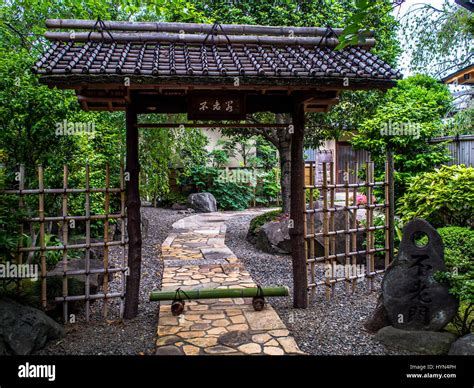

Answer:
[225,212,412,355]
[36,207,185,355]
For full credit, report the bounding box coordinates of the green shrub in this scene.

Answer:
[435,226,474,335]
[248,209,283,237]
[255,168,281,207]
[160,191,187,207]
[362,214,402,258]
[398,165,474,228]
[185,166,279,211]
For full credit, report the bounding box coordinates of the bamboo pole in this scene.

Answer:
[38,166,47,309]
[1,188,122,195]
[309,161,315,299]
[344,161,351,294]
[62,165,69,323]
[322,162,330,301]
[150,286,289,301]
[365,161,374,292]
[16,165,25,292]
[385,157,390,270]
[329,161,335,299]
[386,150,395,267]
[46,19,374,38]
[44,31,360,47]
[18,240,126,252]
[120,163,126,318]
[103,164,110,318]
[85,164,91,321]
[351,162,359,293]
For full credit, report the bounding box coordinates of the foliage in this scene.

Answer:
[438,102,474,137]
[401,1,473,77]
[255,168,281,206]
[139,124,208,204]
[160,191,187,208]
[217,136,255,167]
[434,226,474,335]
[208,149,229,168]
[351,75,453,198]
[184,166,253,210]
[248,209,283,238]
[185,164,280,210]
[397,165,474,228]
[360,213,402,260]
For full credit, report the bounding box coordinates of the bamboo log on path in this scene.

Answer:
[150,286,289,301]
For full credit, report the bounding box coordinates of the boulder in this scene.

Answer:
[0,298,64,355]
[375,326,456,355]
[256,218,292,254]
[364,294,390,333]
[448,333,474,355]
[187,192,217,213]
[382,219,458,331]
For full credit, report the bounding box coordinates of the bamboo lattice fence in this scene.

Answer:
[1,164,128,322]
[304,157,394,299]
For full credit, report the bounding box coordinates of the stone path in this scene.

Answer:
[156,210,303,355]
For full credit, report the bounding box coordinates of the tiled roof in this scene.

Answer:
[34,40,401,80]
[33,20,402,83]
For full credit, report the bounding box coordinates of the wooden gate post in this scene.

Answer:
[124,103,142,319]
[290,100,308,308]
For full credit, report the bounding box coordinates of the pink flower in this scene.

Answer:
[356,194,376,205]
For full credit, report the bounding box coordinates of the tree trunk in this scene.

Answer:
[279,142,291,214]
[276,113,292,214]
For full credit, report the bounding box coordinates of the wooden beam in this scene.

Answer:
[124,104,142,319]
[290,98,308,308]
[38,75,397,92]
[136,123,288,128]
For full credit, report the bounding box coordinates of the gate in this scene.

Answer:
[304,154,394,300]
[1,164,128,322]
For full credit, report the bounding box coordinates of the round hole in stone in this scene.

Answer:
[412,231,429,247]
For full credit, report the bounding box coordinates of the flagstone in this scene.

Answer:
[177,331,207,339]
[183,345,201,355]
[156,335,180,346]
[252,333,272,344]
[277,337,300,354]
[237,343,262,354]
[263,346,285,355]
[230,315,247,324]
[204,345,238,354]
[212,319,230,327]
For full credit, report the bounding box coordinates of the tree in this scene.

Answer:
[164,0,402,213]
[401,1,473,77]
[351,74,453,198]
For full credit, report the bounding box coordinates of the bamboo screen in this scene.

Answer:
[1,164,128,322]
[304,160,393,300]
